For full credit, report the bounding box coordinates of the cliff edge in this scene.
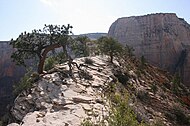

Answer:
[7,56,190,126]
[108,13,190,86]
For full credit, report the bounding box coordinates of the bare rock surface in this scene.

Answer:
[7,55,190,126]
[8,56,113,126]
[108,13,190,86]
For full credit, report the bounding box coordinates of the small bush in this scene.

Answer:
[137,90,150,103]
[55,52,67,63]
[140,56,146,70]
[165,107,190,125]
[173,107,190,125]
[80,119,93,126]
[79,70,93,80]
[13,70,33,96]
[150,84,158,94]
[107,82,116,93]
[125,44,135,57]
[44,56,58,71]
[172,73,181,95]
[113,70,129,85]
[84,58,94,65]
[81,82,149,126]
[109,93,146,126]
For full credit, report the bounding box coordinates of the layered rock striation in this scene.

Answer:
[108,13,190,86]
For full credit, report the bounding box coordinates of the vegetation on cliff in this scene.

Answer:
[10,24,73,74]
[4,24,190,126]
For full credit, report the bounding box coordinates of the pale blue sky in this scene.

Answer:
[0,0,190,40]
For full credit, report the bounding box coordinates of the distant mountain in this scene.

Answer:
[108,13,190,87]
[74,32,107,40]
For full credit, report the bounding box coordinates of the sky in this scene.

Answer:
[0,0,190,40]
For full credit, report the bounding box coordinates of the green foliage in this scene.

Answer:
[150,84,158,94]
[84,58,94,65]
[125,44,135,57]
[55,52,67,63]
[174,108,190,125]
[114,72,129,85]
[80,119,93,126]
[81,82,149,126]
[108,93,146,126]
[106,82,147,126]
[44,56,58,71]
[44,51,69,71]
[140,55,146,70]
[165,107,190,125]
[74,36,90,57]
[107,82,117,93]
[79,70,93,80]
[10,24,73,73]
[97,36,123,63]
[13,69,35,96]
[172,73,181,95]
[137,90,150,103]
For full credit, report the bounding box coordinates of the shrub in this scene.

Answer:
[114,73,129,85]
[125,44,134,57]
[81,83,148,126]
[150,84,158,94]
[173,107,190,125]
[13,69,39,96]
[84,58,94,65]
[140,56,146,70]
[107,82,116,93]
[137,90,150,103]
[79,70,93,80]
[165,107,190,125]
[80,119,93,126]
[172,73,181,95]
[55,52,67,63]
[108,93,146,126]
[44,56,57,71]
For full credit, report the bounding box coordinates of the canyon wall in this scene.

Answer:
[0,41,25,116]
[0,33,107,117]
[108,13,190,86]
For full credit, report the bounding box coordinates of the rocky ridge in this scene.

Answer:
[8,55,190,126]
[108,13,190,86]
[0,32,106,119]
[8,56,113,126]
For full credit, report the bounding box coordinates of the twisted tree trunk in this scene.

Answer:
[38,43,62,74]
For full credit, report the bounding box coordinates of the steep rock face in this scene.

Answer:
[108,13,190,86]
[0,41,25,116]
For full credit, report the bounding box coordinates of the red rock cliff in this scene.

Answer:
[108,13,190,86]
